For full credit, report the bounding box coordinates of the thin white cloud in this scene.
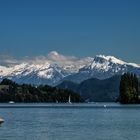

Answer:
[0,55,19,66]
[0,51,93,72]
[47,51,80,65]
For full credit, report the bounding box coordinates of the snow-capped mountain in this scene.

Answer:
[80,55,140,77]
[63,55,140,83]
[0,52,140,85]
[0,61,69,86]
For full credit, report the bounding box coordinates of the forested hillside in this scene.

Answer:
[0,79,84,103]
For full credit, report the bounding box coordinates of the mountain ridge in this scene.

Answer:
[0,52,139,85]
[57,75,121,102]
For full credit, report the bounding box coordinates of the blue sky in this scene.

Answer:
[0,0,140,63]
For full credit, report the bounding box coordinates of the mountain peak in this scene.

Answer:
[94,55,126,65]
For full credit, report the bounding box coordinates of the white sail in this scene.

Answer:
[68,95,72,104]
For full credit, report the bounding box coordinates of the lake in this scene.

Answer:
[0,103,140,140]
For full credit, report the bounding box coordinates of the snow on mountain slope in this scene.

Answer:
[0,61,69,85]
[64,55,140,83]
[81,55,140,72]
[82,55,127,72]
[0,52,140,85]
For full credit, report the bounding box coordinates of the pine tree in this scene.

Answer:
[120,73,139,104]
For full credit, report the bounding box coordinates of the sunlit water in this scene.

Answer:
[0,103,140,140]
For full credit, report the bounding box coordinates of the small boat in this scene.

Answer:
[9,101,15,104]
[0,118,4,125]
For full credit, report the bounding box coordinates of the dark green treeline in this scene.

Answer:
[0,79,84,103]
[120,73,139,104]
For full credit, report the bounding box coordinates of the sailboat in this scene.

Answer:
[68,95,72,104]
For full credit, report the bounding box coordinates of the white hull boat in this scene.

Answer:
[0,118,4,125]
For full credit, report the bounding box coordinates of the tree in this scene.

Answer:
[0,79,84,103]
[120,73,139,104]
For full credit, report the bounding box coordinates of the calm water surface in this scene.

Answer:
[0,103,140,140]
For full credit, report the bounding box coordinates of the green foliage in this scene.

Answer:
[0,79,84,103]
[120,73,139,104]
